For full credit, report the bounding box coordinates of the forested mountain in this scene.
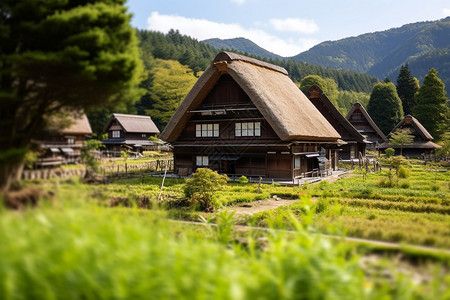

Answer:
[292,17,450,90]
[203,37,283,60]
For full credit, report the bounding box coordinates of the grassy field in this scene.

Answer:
[245,161,449,248]
[1,191,449,299]
[2,158,449,299]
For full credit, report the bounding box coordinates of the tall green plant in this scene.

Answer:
[184,168,229,211]
[412,68,449,140]
[389,128,414,156]
[368,82,404,135]
[396,64,419,115]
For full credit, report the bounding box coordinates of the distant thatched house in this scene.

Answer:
[306,85,366,160]
[378,114,442,157]
[160,52,342,180]
[346,102,387,149]
[34,112,93,166]
[102,113,160,153]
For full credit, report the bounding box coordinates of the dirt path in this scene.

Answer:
[227,198,303,216]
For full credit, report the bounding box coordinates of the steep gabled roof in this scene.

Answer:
[105,113,160,134]
[378,115,441,149]
[160,51,340,142]
[306,85,365,143]
[62,113,92,135]
[390,114,433,140]
[346,102,388,142]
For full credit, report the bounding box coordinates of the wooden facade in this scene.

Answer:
[378,115,442,157]
[160,52,342,180]
[102,113,160,153]
[34,113,92,167]
[346,102,387,149]
[306,85,367,160]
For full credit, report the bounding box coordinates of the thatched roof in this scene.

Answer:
[378,115,441,149]
[160,51,340,142]
[306,85,365,143]
[62,113,92,135]
[379,140,442,149]
[105,113,160,134]
[391,114,433,140]
[346,102,387,142]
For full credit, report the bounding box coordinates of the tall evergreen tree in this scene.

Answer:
[396,64,419,114]
[0,0,143,191]
[367,82,404,135]
[412,68,449,140]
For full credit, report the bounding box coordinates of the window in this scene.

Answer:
[235,122,261,137]
[142,134,146,138]
[196,124,219,137]
[112,130,120,138]
[196,156,209,166]
[294,157,301,169]
[67,138,74,144]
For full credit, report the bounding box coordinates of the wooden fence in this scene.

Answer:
[22,168,87,180]
[21,159,174,181]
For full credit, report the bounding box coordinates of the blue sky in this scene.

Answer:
[126,0,450,57]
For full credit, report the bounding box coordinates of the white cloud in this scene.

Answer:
[230,0,246,4]
[147,12,317,56]
[443,8,450,16]
[269,18,319,34]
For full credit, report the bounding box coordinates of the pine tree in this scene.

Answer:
[0,0,143,191]
[412,68,449,140]
[367,82,404,135]
[396,64,419,114]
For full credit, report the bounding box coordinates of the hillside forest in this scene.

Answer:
[87,30,379,135]
[88,29,449,143]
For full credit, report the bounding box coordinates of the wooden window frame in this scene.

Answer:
[196,124,219,137]
[235,122,261,137]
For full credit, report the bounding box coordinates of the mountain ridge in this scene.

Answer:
[202,17,450,91]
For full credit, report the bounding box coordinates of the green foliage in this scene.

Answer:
[214,210,236,245]
[385,148,395,158]
[2,201,429,299]
[121,148,130,163]
[412,68,450,140]
[184,168,229,211]
[368,82,404,134]
[81,139,104,173]
[0,0,143,190]
[398,165,410,178]
[389,128,415,156]
[144,59,198,129]
[238,175,249,184]
[436,131,450,156]
[396,64,419,114]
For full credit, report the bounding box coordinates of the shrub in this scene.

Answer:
[377,177,394,188]
[398,165,410,178]
[399,180,411,189]
[184,168,229,212]
[238,175,249,184]
[384,148,395,158]
[431,184,440,192]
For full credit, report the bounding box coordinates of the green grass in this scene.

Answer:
[2,198,440,299]
[245,163,450,248]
